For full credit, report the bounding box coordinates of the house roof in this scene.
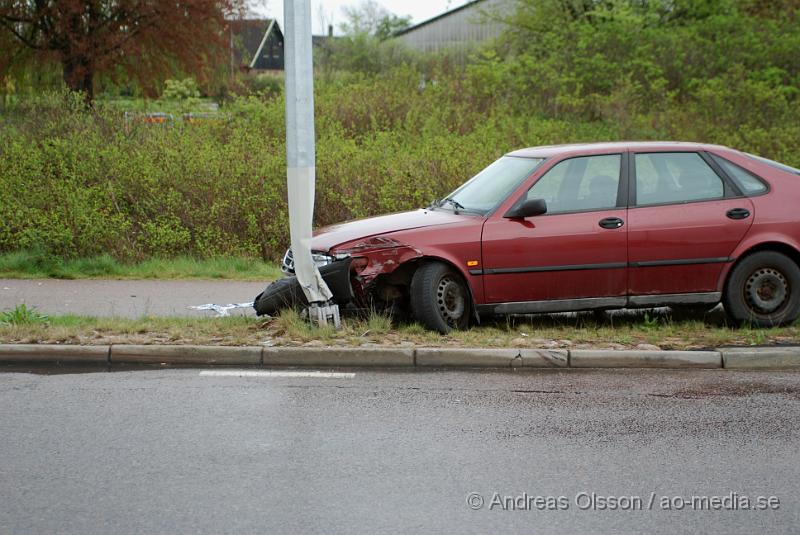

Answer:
[228,19,282,67]
[394,0,486,37]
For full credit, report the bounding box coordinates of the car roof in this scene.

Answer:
[507,141,729,158]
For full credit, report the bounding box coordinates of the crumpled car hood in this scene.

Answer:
[311,208,468,252]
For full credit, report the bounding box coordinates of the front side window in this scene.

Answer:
[635,152,723,205]
[443,156,544,215]
[524,154,621,214]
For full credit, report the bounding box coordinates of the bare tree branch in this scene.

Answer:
[0,18,43,49]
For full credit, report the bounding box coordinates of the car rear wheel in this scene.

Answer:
[410,262,472,333]
[723,251,800,327]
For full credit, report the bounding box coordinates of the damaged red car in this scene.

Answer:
[255,142,800,333]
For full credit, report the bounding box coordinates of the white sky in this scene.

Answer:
[252,0,472,35]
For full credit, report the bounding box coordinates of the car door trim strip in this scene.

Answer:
[476,292,722,315]
[476,262,628,275]
[628,257,732,268]
[479,297,628,315]
[628,292,721,306]
[471,257,733,276]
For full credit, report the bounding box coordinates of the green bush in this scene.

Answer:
[0,77,617,261]
[472,0,800,146]
[162,78,200,100]
[0,0,798,263]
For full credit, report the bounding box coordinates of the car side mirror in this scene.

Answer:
[504,198,547,219]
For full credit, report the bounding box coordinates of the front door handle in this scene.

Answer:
[727,208,751,220]
[599,217,624,229]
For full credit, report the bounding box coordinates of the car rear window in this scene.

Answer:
[746,153,800,176]
[709,154,768,195]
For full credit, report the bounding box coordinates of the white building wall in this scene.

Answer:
[395,0,510,58]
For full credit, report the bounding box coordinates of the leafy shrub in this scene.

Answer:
[162,78,200,100]
[1,0,798,263]
[238,74,283,97]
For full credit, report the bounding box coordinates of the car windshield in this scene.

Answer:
[746,153,800,176]
[436,156,544,215]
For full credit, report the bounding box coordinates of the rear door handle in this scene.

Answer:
[726,208,751,220]
[599,217,624,229]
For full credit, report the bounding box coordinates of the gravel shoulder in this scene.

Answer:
[0,279,266,318]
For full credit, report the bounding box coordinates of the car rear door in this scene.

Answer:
[627,151,755,300]
[480,152,629,311]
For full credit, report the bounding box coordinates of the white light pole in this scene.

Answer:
[284,0,339,327]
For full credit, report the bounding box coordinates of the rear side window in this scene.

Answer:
[710,154,768,195]
[634,152,723,205]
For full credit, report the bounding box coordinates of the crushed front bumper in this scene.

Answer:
[253,258,354,316]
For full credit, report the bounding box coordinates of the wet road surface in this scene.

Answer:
[0,368,798,534]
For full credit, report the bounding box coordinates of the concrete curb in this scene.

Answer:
[516,349,570,368]
[263,347,414,367]
[416,348,519,368]
[0,344,798,370]
[721,347,800,369]
[110,345,262,365]
[0,344,110,363]
[570,350,721,369]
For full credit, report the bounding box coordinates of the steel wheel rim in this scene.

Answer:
[436,275,465,327]
[744,267,789,314]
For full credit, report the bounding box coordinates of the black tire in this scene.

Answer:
[723,251,800,327]
[410,262,472,333]
[253,258,354,317]
[253,277,307,316]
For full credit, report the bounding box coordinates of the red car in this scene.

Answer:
[256,142,800,333]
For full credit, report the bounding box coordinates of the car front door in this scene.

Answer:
[627,151,755,302]
[480,153,629,312]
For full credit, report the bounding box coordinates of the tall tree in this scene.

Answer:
[0,0,244,101]
[340,0,410,40]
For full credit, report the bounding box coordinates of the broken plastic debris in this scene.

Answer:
[188,302,254,317]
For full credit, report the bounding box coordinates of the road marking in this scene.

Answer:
[199,370,355,378]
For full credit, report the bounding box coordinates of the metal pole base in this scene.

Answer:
[306,302,341,329]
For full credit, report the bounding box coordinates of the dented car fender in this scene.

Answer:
[331,225,485,304]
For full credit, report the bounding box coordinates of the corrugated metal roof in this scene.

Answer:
[394,0,486,37]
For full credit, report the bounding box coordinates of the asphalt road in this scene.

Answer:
[0,367,798,534]
[0,279,267,317]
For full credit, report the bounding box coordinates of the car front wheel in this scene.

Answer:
[410,262,472,333]
[724,251,800,327]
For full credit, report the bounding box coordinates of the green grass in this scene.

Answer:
[0,307,797,350]
[0,251,282,281]
[0,304,49,327]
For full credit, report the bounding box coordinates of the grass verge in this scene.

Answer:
[0,251,282,281]
[0,307,797,350]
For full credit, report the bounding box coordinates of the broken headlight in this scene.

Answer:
[281,248,339,275]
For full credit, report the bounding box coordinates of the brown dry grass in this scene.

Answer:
[1,308,798,350]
